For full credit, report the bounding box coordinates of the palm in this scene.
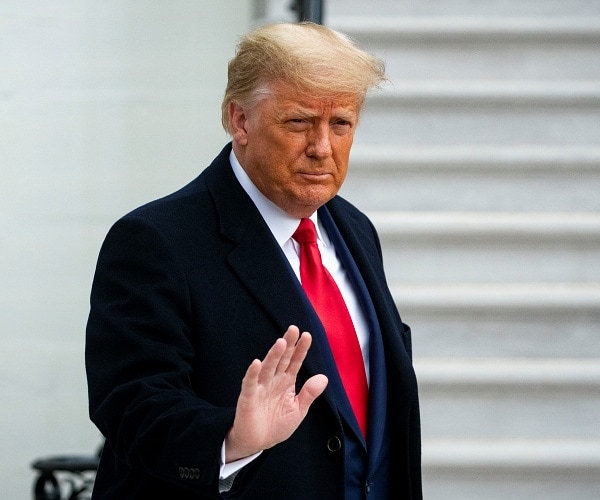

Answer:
[225,326,328,462]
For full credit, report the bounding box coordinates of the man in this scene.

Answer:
[86,22,421,499]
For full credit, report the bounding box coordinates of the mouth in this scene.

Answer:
[298,171,332,181]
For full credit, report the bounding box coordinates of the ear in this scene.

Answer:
[229,101,249,146]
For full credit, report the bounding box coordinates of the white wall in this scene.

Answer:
[0,2,252,497]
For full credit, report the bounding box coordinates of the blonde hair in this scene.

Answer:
[221,22,386,133]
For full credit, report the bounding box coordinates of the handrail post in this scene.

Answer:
[294,0,324,24]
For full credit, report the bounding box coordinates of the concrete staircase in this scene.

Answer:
[328,1,600,499]
[258,1,600,498]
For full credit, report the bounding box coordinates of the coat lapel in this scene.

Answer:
[203,146,335,404]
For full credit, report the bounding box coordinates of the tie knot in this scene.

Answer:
[293,218,317,245]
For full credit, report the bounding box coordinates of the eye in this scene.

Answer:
[286,118,311,131]
[332,119,352,134]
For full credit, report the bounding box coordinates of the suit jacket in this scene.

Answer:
[85,143,422,499]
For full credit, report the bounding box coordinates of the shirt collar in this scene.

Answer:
[229,149,325,247]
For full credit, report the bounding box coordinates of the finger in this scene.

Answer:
[282,324,300,343]
[257,337,287,383]
[297,374,329,414]
[257,325,300,383]
[285,331,312,376]
[275,325,301,373]
[239,358,262,398]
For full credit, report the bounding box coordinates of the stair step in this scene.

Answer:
[422,439,600,499]
[375,213,600,283]
[327,0,600,20]
[376,214,600,281]
[391,283,600,310]
[389,282,600,359]
[414,357,600,387]
[330,16,600,82]
[341,146,600,212]
[395,282,600,358]
[355,95,600,147]
[332,16,600,40]
[422,438,600,469]
[371,211,600,239]
[349,144,600,171]
[369,81,600,106]
[416,359,600,440]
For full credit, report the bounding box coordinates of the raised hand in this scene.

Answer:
[224,325,328,463]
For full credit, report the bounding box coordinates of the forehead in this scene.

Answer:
[265,83,359,116]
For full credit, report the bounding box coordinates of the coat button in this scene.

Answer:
[326,436,342,452]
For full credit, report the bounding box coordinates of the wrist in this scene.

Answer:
[224,426,259,464]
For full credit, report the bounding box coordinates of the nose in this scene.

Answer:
[306,123,332,159]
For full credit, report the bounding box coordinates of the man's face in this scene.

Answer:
[230,82,359,218]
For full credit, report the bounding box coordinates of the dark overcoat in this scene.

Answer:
[85,143,421,499]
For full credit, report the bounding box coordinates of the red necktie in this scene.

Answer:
[293,218,368,437]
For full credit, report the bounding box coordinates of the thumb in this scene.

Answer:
[296,374,328,414]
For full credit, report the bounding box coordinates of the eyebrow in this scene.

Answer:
[283,106,357,122]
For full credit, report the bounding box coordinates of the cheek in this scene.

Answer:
[334,145,352,174]
[333,135,353,157]
[264,158,296,190]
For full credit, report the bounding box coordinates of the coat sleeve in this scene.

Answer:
[85,214,234,492]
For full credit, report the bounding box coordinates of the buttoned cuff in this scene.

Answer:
[218,440,262,492]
